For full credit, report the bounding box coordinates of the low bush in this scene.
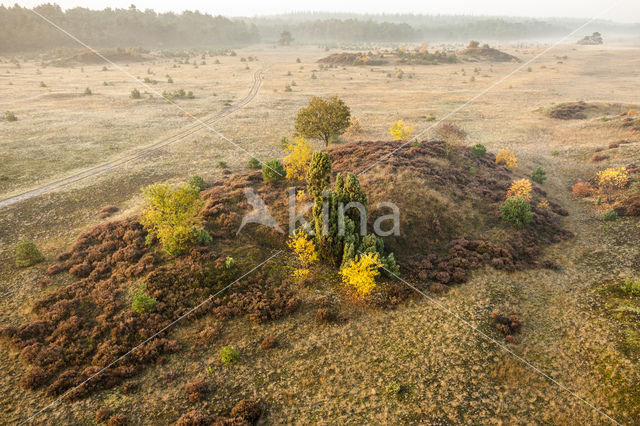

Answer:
[216,161,228,169]
[531,167,547,184]
[500,197,532,228]
[471,144,487,157]
[389,120,414,141]
[247,157,261,169]
[185,379,207,403]
[14,239,43,268]
[262,160,285,184]
[603,209,618,222]
[130,284,157,313]
[5,111,17,121]
[130,88,141,99]
[495,148,517,168]
[188,175,206,191]
[220,345,239,365]
[260,335,277,350]
[621,278,640,297]
[84,87,92,95]
[572,181,594,198]
[340,253,380,297]
[506,179,532,201]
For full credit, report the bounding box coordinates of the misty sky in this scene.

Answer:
[2,0,639,23]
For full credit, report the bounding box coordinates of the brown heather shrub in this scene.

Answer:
[591,153,609,162]
[122,380,139,394]
[572,181,594,198]
[230,399,262,423]
[45,263,64,275]
[96,408,112,422]
[98,205,119,219]
[260,335,277,350]
[37,277,52,288]
[185,379,207,403]
[107,413,127,426]
[175,410,213,426]
[195,325,221,345]
[491,311,522,338]
[608,141,620,149]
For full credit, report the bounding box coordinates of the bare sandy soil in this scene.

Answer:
[1,41,639,424]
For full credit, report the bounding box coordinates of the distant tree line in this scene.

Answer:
[0,4,259,53]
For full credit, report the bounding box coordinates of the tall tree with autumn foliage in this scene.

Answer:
[294,96,351,146]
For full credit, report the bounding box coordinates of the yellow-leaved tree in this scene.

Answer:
[389,120,414,141]
[340,253,380,297]
[496,148,517,168]
[287,229,318,280]
[507,179,533,201]
[283,136,313,181]
[596,167,628,198]
[140,183,205,256]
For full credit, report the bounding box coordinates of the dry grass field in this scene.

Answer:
[1,40,640,424]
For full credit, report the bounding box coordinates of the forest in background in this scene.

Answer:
[1,4,639,54]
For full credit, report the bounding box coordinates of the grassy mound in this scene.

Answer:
[317,52,387,66]
[48,48,149,67]
[459,44,518,62]
[548,101,639,120]
[0,141,571,401]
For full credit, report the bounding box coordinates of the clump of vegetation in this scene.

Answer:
[14,239,44,268]
[506,179,532,201]
[283,136,313,181]
[130,88,141,99]
[500,197,532,228]
[262,160,285,184]
[471,144,487,157]
[531,167,547,184]
[496,148,517,168]
[130,283,157,314]
[247,157,261,169]
[340,253,380,297]
[216,161,228,169]
[434,122,467,154]
[603,209,618,222]
[389,120,414,141]
[188,175,206,191]
[294,96,351,146]
[491,311,522,342]
[84,87,92,95]
[572,181,594,198]
[261,335,277,350]
[162,89,194,100]
[621,278,640,297]
[140,183,205,255]
[287,230,318,280]
[5,111,17,121]
[344,117,363,136]
[220,345,239,365]
[595,167,629,199]
[185,379,207,403]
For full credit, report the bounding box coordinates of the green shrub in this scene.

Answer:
[621,278,640,297]
[551,150,560,157]
[130,284,157,314]
[220,345,239,365]
[197,229,212,246]
[84,87,92,95]
[603,209,618,222]
[500,197,533,228]
[5,111,17,122]
[39,81,46,87]
[531,167,547,184]
[471,144,487,158]
[130,88,141,99]
[216,161,228,169]
[188,175,206,191]
[225,256,235,268]
[247,157,261,169]
[262,160,285,183]
[14,239,43,268]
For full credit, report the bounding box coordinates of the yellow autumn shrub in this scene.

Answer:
[287,229,318,280]
[141,183,204,256]
[389,120,414,141]
[595,167,629,194]
[507,179,533,201]
[283,136,313,181]
[340,253,380,297]
[496,148,517,168]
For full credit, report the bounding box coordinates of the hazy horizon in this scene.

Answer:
[1,0,639,24]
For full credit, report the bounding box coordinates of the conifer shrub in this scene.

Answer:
[14,239,43,268]
[261,160,285,184]
[188,175,206,191]
[500,197,532,228]
[130,284,157,314]
[247,157,261,169]
[220,346,239,365]
[130,88,141,99]
[471,144,486,157]
[531,167,547,184]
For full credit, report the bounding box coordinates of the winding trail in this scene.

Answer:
[0,67,266,210]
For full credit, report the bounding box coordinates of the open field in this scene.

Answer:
[1,40,640,424]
